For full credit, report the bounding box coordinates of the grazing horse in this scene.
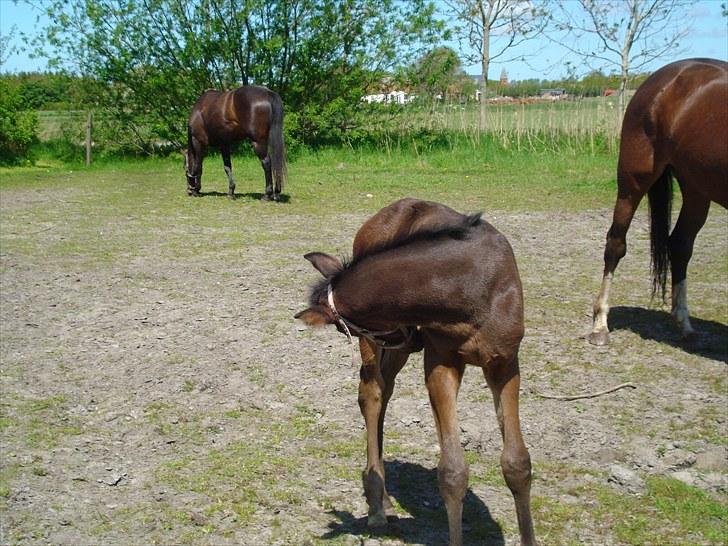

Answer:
[296,198,536,546]
[590,58,728,345]
[183,85,286,200]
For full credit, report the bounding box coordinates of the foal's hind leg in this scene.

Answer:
[424,350,467,546]
[358,339,408,526]
[668,182,710,339]
[589,187,645,345]
[253,140,275,201]
[221,146,235,199]
[485,360,536,546]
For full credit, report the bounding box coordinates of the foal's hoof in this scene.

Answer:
[262,193,274,202]
[227,193,236,200]
[187,191,201,197]
[587,329,609,346]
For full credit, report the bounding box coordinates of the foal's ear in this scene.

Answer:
[304,252,343,279]
[294,305,332,327]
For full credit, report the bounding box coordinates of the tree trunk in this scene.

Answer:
[479,25,490,132]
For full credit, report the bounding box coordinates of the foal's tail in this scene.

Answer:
[647,168,674,303]
[269,92,287,192]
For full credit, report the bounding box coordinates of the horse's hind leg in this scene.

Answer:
[358,339,408,527]
[253,140,275,201]
[424,350,466,546]
[485,360,536,546]
[589,186,644,345]
[221,146,235,199]
[669,181,710,339]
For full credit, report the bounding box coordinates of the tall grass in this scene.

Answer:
[34,96,623,162]
[362,96,622,156]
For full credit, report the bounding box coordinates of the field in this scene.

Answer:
[1,145,726,545]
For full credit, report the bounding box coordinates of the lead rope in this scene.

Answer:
[327,284,360,366]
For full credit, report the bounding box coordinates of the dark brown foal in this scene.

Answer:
[296,198,536,546]
[590,59,727,345]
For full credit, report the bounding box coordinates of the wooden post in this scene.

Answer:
[85,111,93,166]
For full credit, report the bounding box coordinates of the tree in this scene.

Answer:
[31,0,443,150]
[407,46,473,106]
[0,77,39,164]
[553,0,692,117]
[444,0,548,130]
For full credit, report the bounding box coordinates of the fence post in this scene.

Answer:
[85,111,93,166]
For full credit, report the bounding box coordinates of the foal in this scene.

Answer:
[296,198,536,546]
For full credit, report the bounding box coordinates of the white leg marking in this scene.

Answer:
[671,279,695,337]
[591,273,613,334]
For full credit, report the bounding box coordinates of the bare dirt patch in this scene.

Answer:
[1,185,726,545]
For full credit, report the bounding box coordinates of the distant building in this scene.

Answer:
[500,68,509,87]
[361,90,415,105]
[539,88,567,100]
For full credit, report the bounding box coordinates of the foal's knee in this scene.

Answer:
[501,449,532,494]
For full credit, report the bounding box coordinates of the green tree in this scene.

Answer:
[0,78,39,164]
[407,46,474,106]
[32,0,443,150]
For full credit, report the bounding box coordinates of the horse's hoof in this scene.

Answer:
[228,193,236,200]
[588,330,609,346]
[367,511,388,528]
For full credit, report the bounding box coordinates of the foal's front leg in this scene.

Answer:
[358,338,408,526]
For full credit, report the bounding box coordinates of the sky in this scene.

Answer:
[1,0,727,81]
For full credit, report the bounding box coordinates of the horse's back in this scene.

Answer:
[620,59,728,204]
[188,85,280,145]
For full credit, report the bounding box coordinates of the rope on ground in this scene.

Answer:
[534,382,636,401]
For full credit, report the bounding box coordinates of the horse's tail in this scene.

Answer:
[269,92,287,192]
[647,168,673,303]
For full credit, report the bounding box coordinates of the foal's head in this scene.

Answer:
[294,252,346,328]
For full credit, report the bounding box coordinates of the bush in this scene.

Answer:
[0,79,39,165]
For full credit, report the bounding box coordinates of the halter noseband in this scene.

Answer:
[326,284,416,352]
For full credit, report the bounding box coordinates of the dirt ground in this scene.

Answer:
[1,182,726,545]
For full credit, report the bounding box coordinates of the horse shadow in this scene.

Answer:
[321,460,505,545]
[610,306,728,364]
[197,191,290,203]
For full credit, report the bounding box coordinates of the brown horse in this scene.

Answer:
[590,58,728,345]
[183,85,286,200]
[296,198,536,546]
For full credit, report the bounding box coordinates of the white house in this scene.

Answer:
[362,90,415,105]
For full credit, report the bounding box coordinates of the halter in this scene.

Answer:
[326,284,416,354]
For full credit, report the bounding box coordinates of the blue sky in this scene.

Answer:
[1,0,726,80]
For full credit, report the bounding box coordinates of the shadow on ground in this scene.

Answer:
[321,460,505,545]
[610,306,728,364]
[197,191,290,203]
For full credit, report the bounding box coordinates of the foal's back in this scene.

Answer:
[353,198,524,363]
